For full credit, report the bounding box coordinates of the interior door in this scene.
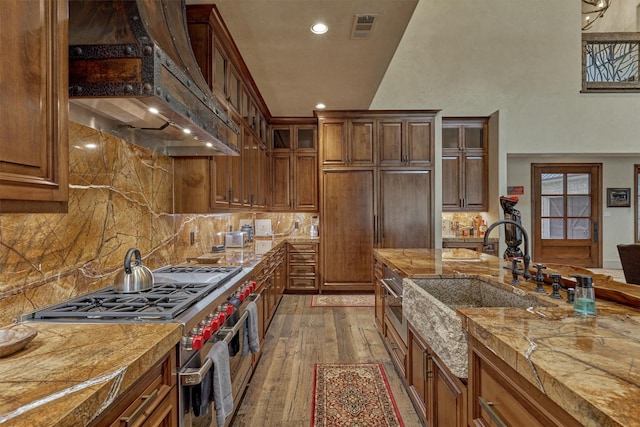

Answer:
[531,163,602,267]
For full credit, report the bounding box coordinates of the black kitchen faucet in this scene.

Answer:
[483,220,532,281]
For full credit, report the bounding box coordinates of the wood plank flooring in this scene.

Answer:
[231,294,422,426]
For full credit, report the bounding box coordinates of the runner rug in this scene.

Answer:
[310,294,374,308]
[311,363,404,427]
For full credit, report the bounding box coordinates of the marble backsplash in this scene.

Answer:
[0,122,315,326]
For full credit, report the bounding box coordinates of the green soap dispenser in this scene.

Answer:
[573,275,596,316]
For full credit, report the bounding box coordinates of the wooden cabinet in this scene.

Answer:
[181,5,270,213]
[88,350,177,427]
[322,169,376,292]
[442,240,498,256]
[318,111,436,292]
[271,121,318,211]
[378,170,432,248]
[442,118,488,212]
[287,242,318,292]
[379,119,433,167]
[468,336,581,427]
[407,324,467,427]
[0,0,69,213]
[319,118,375,167]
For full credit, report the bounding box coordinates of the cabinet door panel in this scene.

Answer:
[442,155,462,210]
[271,153,292,210]
[379,120,403,166]
[406,120,432,166]
[294,154,318,211]
[379,170,431,248]
[0,0,69,211]
[464,154,487,210]
[349,120,375,165]
[320,121,346,165]
[322,170,374,288]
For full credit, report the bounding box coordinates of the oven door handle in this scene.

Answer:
[220,309,250,344]
[380,278,401,298]
[179,358,213,386]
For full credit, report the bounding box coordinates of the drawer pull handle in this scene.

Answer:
[120,389,159,426]
[478,396,508,427]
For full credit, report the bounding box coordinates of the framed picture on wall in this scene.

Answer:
[607,188,631,207]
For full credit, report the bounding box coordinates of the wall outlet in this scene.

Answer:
[189,231,195,245]
[294,221,299,229]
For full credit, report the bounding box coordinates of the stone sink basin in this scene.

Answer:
[403,277,554,378]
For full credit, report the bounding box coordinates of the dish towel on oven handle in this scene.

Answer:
[210,341,233,427]
[242,301,260,356]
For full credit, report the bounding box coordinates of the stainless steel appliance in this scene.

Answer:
[22,264,258,427]
[381,265,407,345]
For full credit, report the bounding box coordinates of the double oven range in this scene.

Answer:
[22,264,259,427]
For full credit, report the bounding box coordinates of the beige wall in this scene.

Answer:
[372,0,640,267]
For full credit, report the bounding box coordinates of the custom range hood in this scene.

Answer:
[68,0,239,156]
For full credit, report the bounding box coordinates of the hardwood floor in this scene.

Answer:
[231,294,422,426]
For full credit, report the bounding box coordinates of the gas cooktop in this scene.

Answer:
[24,265,244,322]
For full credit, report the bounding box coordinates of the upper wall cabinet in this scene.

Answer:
[0,0,69,213]
[379,119,433,168]
[319,118,375,167]
[442,118,488,212]
[271,120,318,212]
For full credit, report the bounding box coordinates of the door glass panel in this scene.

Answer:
[542,196,564,216]
[228,68,240,109]
[297,128,314,149]
[568,218,591,239]
[542,218,564,239]
[568,196,590,217]
[272,129,291,149]
[465,127,484,149]
[541,173,564,194]
[442,127,459,149]
[567,173,590,194]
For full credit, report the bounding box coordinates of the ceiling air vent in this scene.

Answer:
[351,14,377,39]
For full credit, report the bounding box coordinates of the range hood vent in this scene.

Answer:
[68,0,239,157]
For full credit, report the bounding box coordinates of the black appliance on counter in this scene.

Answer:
[22,264,259,427]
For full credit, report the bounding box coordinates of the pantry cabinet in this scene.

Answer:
[318,111,436,292]
[442,118,488,212]
[0,0,69,213]
[468,336,582,427]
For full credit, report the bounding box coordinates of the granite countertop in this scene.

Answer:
[441,237,499,243]
[374,248,640,427]
[0,323,182,426]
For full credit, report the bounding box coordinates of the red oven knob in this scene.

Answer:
[202,325,212,340]
[225,304,234,315]
[244,286,252,298]
[249,281,256,291]
[217,311,226,323]
[191,335,204,351]
[238,292,246,302]
[210,317,220,332]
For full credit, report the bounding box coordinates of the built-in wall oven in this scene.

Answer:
[381,265,407,345]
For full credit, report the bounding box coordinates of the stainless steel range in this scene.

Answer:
[22,264,259,427]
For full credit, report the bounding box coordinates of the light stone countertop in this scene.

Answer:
[0,322,182,426]
[374,248,640,427]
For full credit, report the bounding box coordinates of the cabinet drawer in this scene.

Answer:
[384,317,407,378]
[289,264,315,276]
[289,243,316,252]
[288,277,317,290]
[289,252,316,263]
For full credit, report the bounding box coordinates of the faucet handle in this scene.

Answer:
[549,273,563,299]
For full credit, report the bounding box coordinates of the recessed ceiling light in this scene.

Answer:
[206,142,213,148]
[183,128,191,134]
[148,107,159,114]
[311,23,328,34]
[315,103,326,109]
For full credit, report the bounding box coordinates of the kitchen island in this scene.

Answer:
[374,248,640,427]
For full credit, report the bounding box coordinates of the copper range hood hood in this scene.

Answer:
[68,0,239,156]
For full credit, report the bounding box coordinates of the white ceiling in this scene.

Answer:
[186,0,419,117]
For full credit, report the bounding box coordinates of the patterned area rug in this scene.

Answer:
[312,363,404,427]
[310,294,374,307]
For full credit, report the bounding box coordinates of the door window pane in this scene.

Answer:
[542,218,564,239]
[568,196,590,217]
[214,47,226,93]
[442,127,459,149]
[541,173,564,194]
[272,129,290,149]
[542,196,564,216]
[465,127,484,149]
[567,173,590,194]
[568,218,591,239]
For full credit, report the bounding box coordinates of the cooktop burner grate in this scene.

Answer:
[154,265,240,274]
[32,282,219,321]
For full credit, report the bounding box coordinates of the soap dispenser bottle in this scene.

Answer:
[573,275,596,316]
